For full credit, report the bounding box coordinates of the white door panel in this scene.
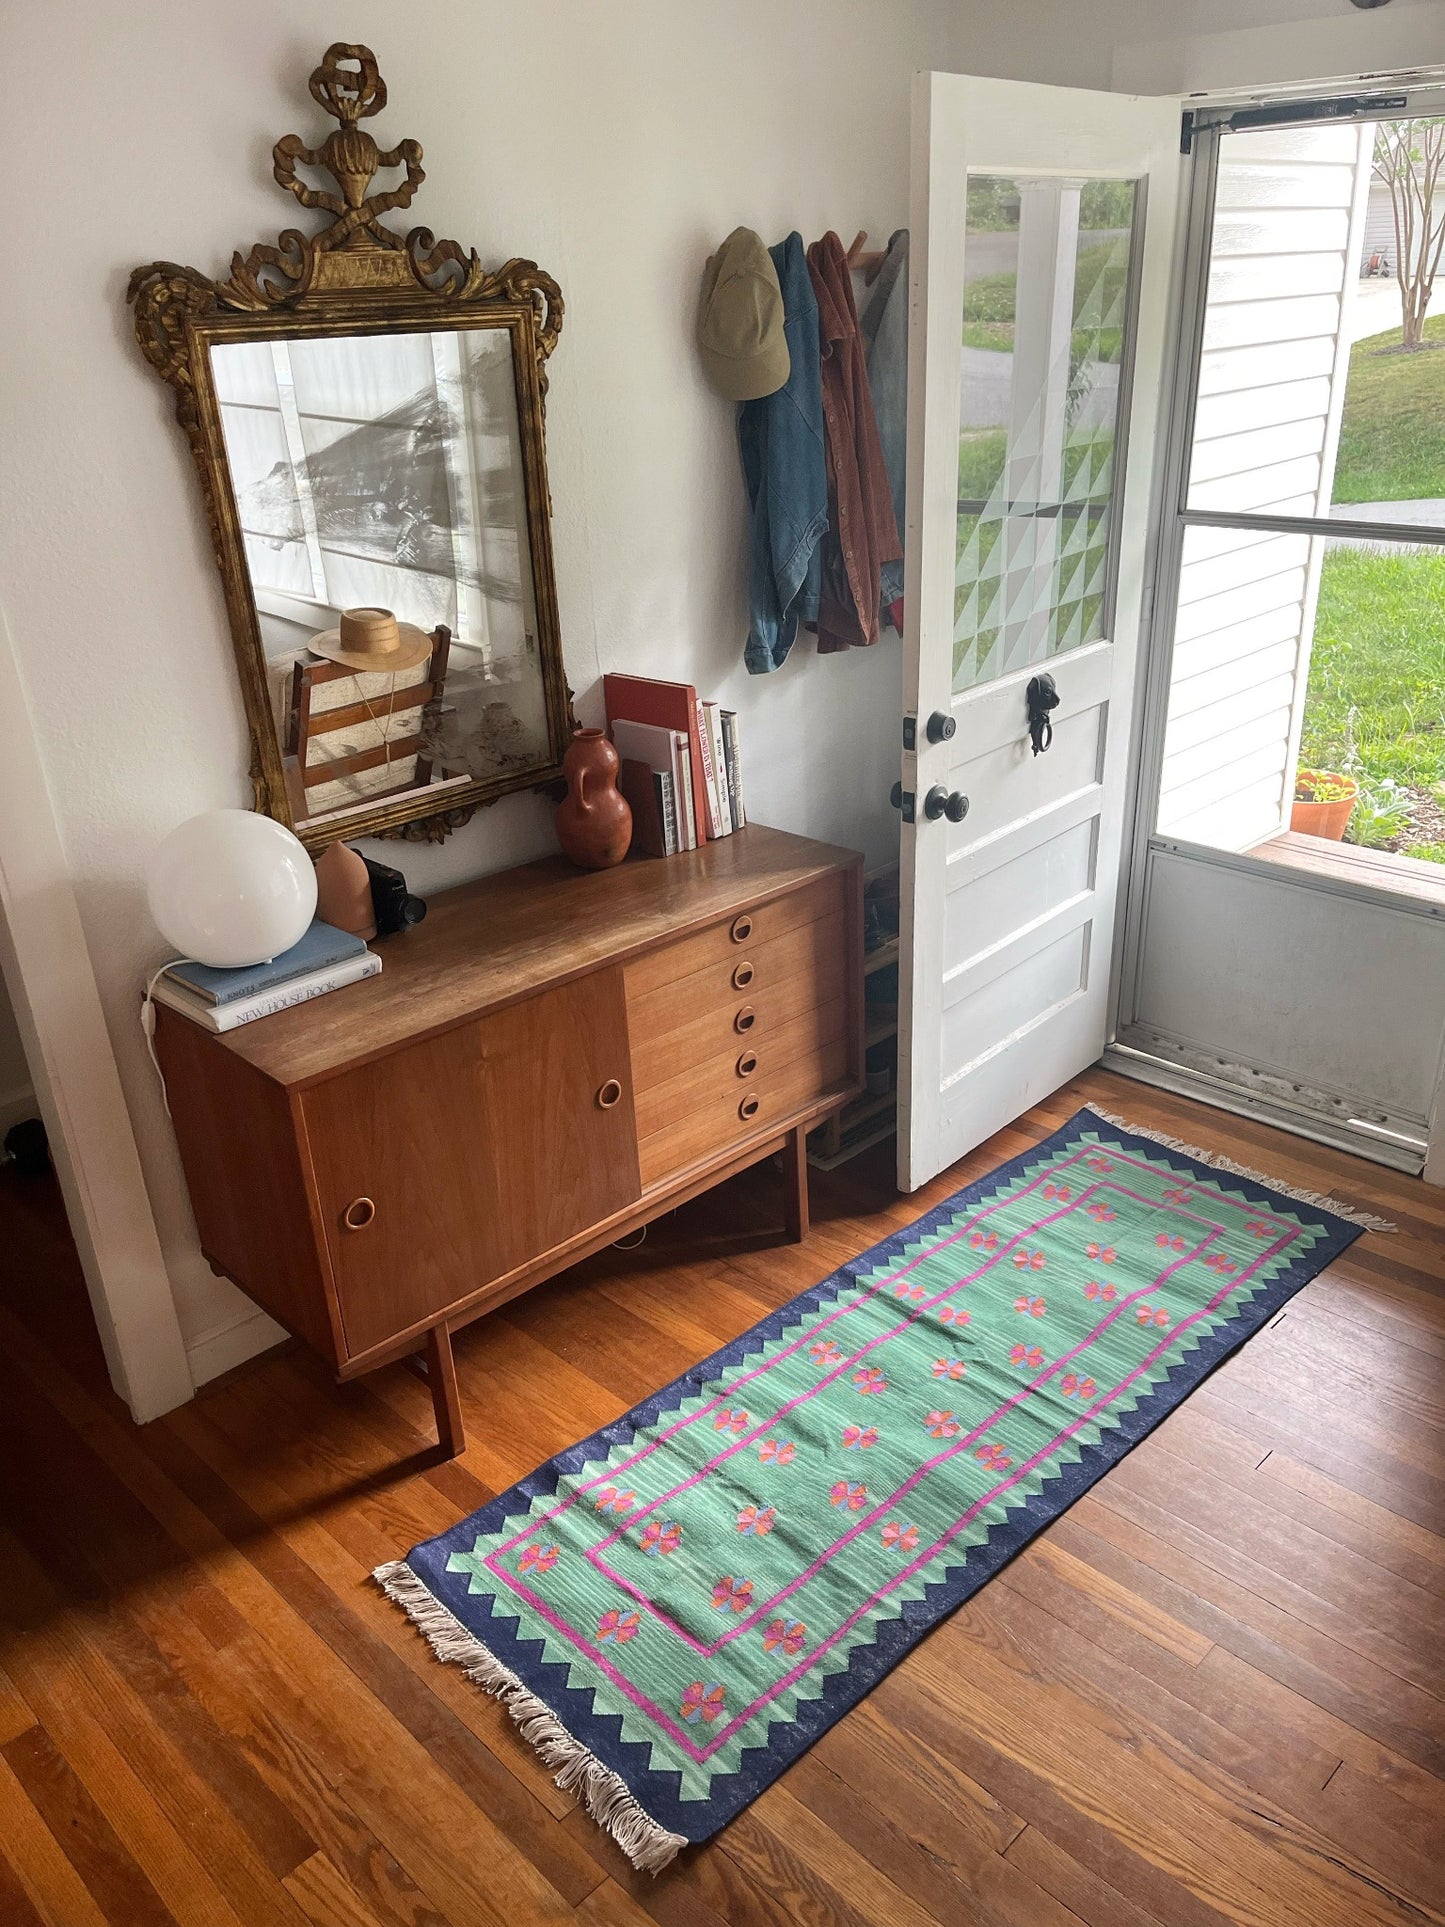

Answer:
[899,72,1182,1190]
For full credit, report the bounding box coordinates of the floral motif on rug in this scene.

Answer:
[377,1106,1366,1870]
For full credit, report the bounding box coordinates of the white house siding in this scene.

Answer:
[1156,121,1374,850]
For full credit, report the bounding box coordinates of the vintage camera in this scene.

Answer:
[363,857,428,936]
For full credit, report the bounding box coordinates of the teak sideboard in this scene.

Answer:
[156,825,864,1453]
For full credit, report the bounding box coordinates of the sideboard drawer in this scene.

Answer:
[624,875,842,1003]
[629,958,846,1094]
[638,1034,851,1188]
[302,970,641,1358]
[634,996,849,1142]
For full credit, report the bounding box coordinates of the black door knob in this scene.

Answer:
[926,711,957,744]
[889,782,915,823]
[923,786,969,823]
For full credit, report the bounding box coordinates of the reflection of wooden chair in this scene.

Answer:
[283,625,451,823]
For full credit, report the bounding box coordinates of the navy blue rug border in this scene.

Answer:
[403,1105,1364,1843]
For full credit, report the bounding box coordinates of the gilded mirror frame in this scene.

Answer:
[129,42,572,845]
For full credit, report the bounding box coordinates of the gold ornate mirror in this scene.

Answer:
[130,43,572,845]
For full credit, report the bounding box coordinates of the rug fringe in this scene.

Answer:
[1086,1105,1396,1233]
[373,1560,687,1873]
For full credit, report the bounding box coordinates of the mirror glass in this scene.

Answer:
[211,324,551,831]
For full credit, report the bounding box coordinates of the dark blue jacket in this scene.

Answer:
[739,234,828,674]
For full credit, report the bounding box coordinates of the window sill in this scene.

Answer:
[1251,830,1445,908]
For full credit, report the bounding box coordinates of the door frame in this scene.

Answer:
[0,600,192,1421]
[1107,68,1445,1179]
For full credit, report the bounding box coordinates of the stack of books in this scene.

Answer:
[150,920,382,1033]
[604,672,745,858]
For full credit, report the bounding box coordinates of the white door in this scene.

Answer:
[898,74,1183,1191]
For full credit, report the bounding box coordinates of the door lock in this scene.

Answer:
[902,712,957,749]
[889,781,916,823]
[922,786,969,823]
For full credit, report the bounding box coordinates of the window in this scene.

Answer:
[1151,103,1445,884]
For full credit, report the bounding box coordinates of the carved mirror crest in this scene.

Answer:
[130,43,572,845]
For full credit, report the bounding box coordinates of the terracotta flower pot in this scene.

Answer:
[1289,770,1358,842]
[555,728,633,869]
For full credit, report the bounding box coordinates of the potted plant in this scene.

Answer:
[1291,767,1359,841]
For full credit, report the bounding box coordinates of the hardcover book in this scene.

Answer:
[162,919,369,1005]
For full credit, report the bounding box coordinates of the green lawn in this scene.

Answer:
[961,241,1129,363]
[1299,546,1445,861]
[1332,315,1445,503]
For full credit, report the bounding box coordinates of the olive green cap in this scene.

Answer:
[697,227,790,402]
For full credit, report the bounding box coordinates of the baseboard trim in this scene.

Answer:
[185,1304,290,1390]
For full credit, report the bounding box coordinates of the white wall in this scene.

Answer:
[0,0,960,1387]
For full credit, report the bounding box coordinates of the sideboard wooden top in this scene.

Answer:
[217,823,861,1088]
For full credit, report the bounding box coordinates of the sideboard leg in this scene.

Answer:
[425,1324,465,1458]
[783,1126,810,1244]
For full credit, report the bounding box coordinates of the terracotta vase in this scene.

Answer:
[555,728,633,869]
[313,840,377,939]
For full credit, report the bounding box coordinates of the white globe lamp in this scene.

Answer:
[147,809,318,968]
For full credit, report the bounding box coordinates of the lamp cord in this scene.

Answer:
[140,958,192,1118]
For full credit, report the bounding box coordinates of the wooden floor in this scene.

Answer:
[0,1066,1442,1927]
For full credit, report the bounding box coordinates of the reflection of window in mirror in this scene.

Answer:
[210,326,551,828]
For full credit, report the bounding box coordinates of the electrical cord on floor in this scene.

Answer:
[140,959,191,1118]
[611,1225,648,1252]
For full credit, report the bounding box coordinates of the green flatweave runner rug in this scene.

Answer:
[377,1105,1381,1870]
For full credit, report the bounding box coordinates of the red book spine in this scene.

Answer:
[601,673,710,843]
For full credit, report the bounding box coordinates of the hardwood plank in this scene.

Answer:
[1008,1535,1216,1667]
[573,1879,658,1927]
[971,1550,1445,1916]
[0,1659,38,1748]
[1066,1491,1445,1776]
[1003,1825,1167,1927]
[1099,1434,1445,1689]
[915,1606,1429,1926]
[0,1753,111,1927]
[283,1850,391,1927]
[779,1747,1081,1927]
[0,1846,48,1927]
[1,1724,179,1927]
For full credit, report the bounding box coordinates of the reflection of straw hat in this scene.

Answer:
[308,607,433,675]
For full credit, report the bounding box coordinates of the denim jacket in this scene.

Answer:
[739,234,828,674]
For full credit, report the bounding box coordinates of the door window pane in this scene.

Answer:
[954,175,1139,692]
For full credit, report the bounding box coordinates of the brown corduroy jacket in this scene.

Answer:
[805,232,903,653]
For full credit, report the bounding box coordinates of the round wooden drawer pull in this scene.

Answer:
[734,1005,757,1034]
[730,914,753,944]
[342,1196,376,1231]
[738,1093,761,1121]
[597,1078,624,1110]
[736,1049,759,1078]
[731,960,755,990]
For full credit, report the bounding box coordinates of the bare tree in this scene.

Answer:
[1374,119,1445,349]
